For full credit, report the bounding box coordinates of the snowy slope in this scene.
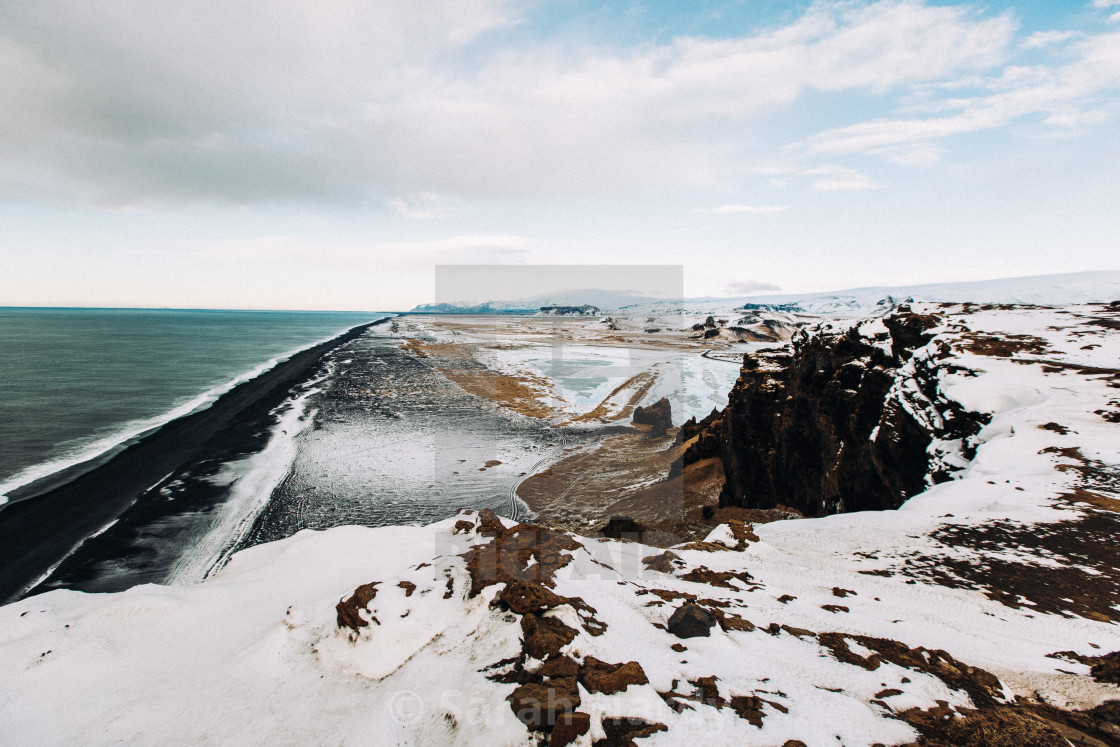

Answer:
[1,302,1119,745]
[620,270,1120,318]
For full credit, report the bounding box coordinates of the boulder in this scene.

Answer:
[549,711,591,746]
[499,579,569,615]
[599,516,645,540]
[521,613,578,659]
[667,604,717,638]
[508,680,581,729]
[642,551,682,574]
[579,657,649,695]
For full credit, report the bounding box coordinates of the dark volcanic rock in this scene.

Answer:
[579,657,649,695]
[522,613,578,659]
[632,397,672,435]
[599,516,645,540]
[667,604,717,638]
[549,711,591,746]
[508,680,581,729]
[336,582,380,632]
[597,718,667,745]
[684,310,988,516]
[499,579,570,615]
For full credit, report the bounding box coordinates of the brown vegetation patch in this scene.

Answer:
[916,512,1120,622]
[817,633,1003,709]
[1048,650,1120,685]
[903,704,1068,746]
[959,333,1049,358]
[664,675,785,727]
[439,367,555,418]
[679,566,755,590]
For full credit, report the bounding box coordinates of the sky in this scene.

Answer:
[0,0,1118,311]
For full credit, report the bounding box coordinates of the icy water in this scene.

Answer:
[0,308,380,502]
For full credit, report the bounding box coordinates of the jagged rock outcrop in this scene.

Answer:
[632,397,672,435]
[685,310,988,516]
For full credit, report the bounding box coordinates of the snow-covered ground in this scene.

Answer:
[1,302,1118,745]
[614,269,1120,318]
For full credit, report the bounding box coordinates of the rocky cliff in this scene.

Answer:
[684,308,989,516]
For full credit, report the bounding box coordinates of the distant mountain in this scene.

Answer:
[408,302,535,314]
[409,271,1120,317]
[409,288,673,314]
[623,270,1120,317]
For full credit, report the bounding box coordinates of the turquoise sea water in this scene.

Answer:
[0,308,384,499]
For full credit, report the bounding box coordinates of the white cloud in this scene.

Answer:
[198,234,531,270]
[798,165,884,192]
[1021,30,1077,49]
[385,193,459,219]
[694,204,789,215]
[799,31,1120,162]
[0,0,1019,205]
[1092,0,1120,8]
[725,280,781,294]
[812,174,884,192]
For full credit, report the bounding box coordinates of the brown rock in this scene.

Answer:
[539,656,579,678]
[600,516,645,540]
[463,523,581,596]
[508,680,581,729]
[599,718,668,745]
[579,656,649,695]
[336,582,380,632]
[642,551,681,574]
[549,711,591,746]
[667,604,717,638]
[477,508,506,536]
[453,519,474,534]
[730,695,765,726]
[522,613,578,660]
[499,579,570,615]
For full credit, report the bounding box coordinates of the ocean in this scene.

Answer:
[0,308,382,503]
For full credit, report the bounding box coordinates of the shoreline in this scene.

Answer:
[0,320,379,603]
[0,315,396,505]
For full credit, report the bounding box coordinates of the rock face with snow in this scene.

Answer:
[2,302,1120,746]
[685,308,990,516]
[537,305,601,316]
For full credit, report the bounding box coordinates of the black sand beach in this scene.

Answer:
[0,321,378,603]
